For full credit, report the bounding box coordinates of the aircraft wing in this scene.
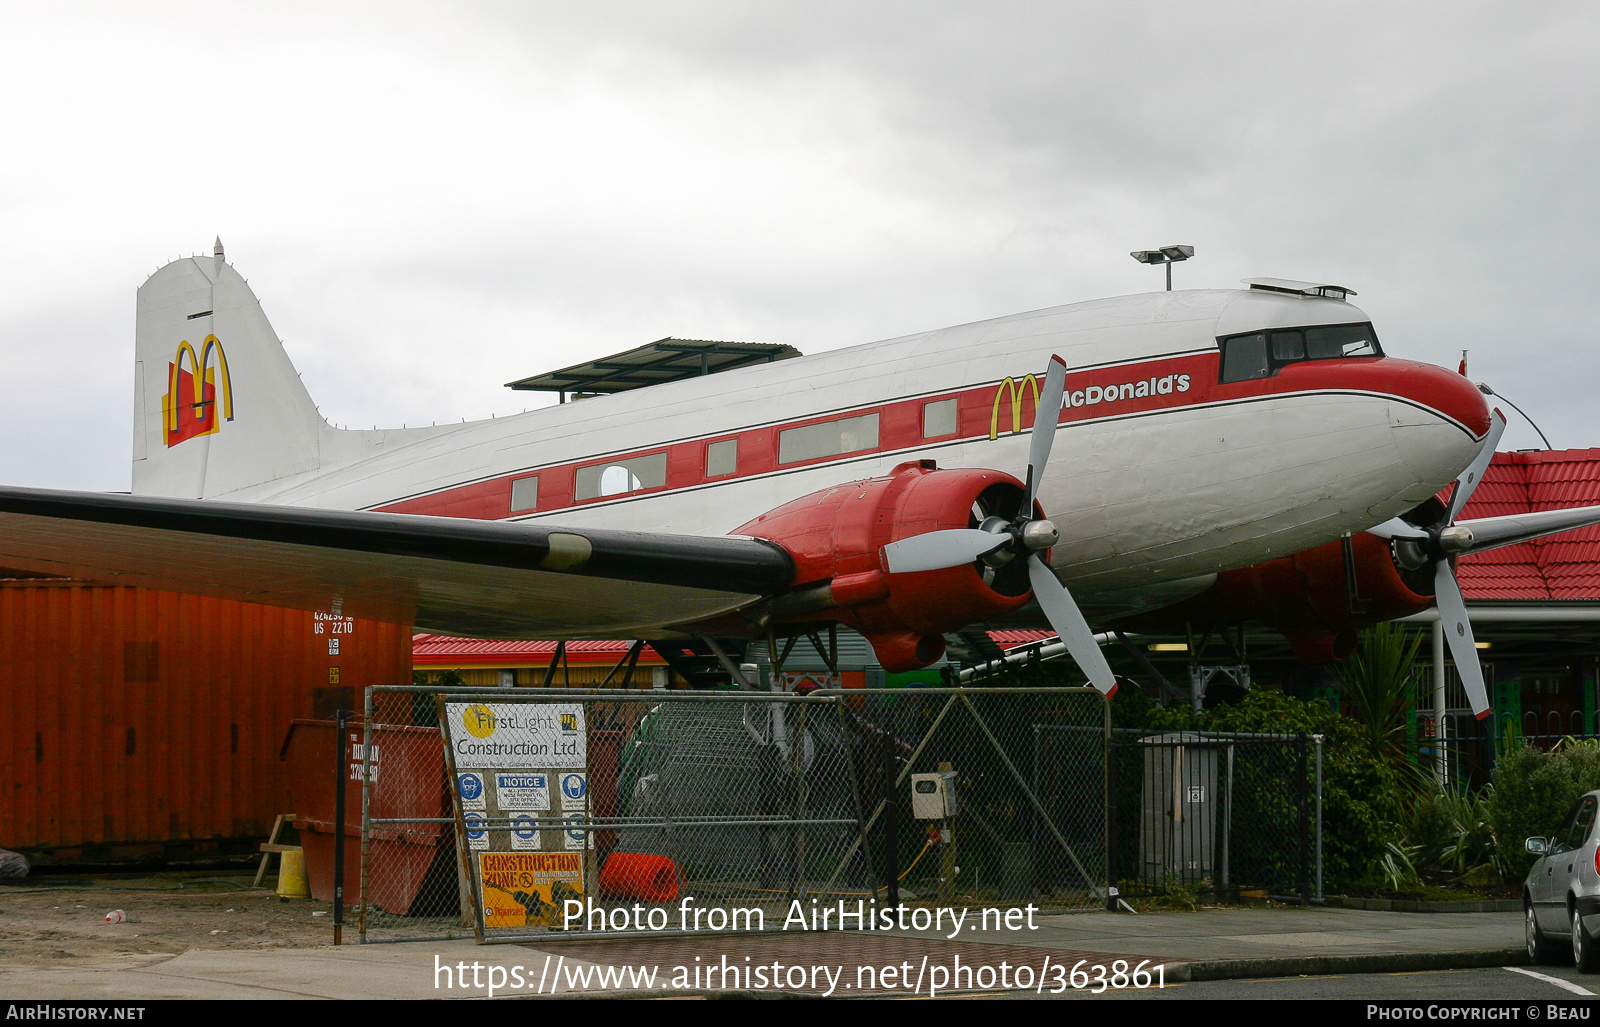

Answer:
[0,486,795,638]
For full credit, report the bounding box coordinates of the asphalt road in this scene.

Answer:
[951,964,1600,1000]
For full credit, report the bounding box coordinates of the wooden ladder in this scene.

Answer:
[251,813,300,889]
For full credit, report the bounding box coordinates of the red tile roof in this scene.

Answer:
[1457,449,1600,601]
[412,634,668,665]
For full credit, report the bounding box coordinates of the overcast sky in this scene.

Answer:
[1,1,1594,490]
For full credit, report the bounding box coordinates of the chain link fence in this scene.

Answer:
[1107,730,1323,903]
[356,685,1109,943]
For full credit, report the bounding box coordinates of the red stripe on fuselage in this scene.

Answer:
[372,352,1486,521]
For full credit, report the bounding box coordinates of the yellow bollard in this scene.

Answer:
[276,848,311,900]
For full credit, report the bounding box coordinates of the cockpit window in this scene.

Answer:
[1218,322,1382,383]
[1222,333,1271,382]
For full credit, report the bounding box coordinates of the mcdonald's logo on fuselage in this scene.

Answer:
[989,373,1042,440]
[162,334,233,448]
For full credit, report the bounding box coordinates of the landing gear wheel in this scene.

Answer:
[1573,908,1600,972]
[1528,904,1559,963]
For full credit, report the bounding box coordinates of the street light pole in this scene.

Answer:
[1131,245,1195,291]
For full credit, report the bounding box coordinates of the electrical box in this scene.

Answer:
[910,771,957,819]
[1138,733,1222,885]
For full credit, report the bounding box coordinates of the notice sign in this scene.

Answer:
[444,702,586,769]
[559,772,587,809]
[464,811,489,852]
[510,813,542,852]
[457,772,487,812]
[496,773,550,811]
[478,851,583,928]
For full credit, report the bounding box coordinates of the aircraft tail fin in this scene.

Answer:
[132,243,323,498]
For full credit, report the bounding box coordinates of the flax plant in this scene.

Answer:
[1337,621,1429,797]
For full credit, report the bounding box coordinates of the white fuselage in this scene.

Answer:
[207,286,1483,618]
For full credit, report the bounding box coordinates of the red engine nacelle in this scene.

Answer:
[1125,530,1435,662]
[733,460,1037,672]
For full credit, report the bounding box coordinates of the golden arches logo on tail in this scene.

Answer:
[161,334,233,448]
[989,373,1042,440]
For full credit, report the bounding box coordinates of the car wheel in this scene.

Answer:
[1574,909,1600,972]
[1529,904,1559,963]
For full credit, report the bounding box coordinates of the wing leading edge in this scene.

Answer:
[0,487,794,638]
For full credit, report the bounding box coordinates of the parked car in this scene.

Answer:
[1525,790,1600,970]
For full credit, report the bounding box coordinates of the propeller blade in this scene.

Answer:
[1453,502,1600,555]
[1024,355,1069,509]
[1433,561,1491,719]
[1027,553,1117,696]
[882,528,1008,574]
[1445,410,1506,524]
[1366,517,1429,541]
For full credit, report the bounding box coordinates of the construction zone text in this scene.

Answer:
[562,897,1040,937]
[433,954,1166,997]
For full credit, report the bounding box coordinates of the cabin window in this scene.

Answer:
[705,439,738,477]
[778,413,880,464]
[1218,321,1382,383]
[575,452,667,500]
[509,475,539,512]
[922,398,958,438]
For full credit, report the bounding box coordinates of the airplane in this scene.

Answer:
[1,239,1597,718]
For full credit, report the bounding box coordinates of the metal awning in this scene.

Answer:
[506,338,802,401]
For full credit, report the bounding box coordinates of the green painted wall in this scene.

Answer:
[1493,669,1521,743]
[885,669,944,688]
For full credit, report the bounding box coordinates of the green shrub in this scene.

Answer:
[1487,739,1600,880]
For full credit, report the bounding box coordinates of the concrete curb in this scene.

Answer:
[1169,947,1529,982]
[515,950,1533,997]
[1322,895,1523,914]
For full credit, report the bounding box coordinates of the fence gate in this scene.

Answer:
[357,685,1109,943]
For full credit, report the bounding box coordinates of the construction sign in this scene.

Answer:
[477,852,584,928]
[443,702,586,770]
[440,700,591,938]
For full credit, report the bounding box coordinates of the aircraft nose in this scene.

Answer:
[1385,359,1492,440]
[1371,359,1493,494]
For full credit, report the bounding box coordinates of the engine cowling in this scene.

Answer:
[1124,529,1435,662]
[733,460,1038,671]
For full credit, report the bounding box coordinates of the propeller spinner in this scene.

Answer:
[881,355,1119,696]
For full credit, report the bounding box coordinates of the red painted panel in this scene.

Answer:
[0,581,411,853]
[667,440,701,491]
[878,396,924,452]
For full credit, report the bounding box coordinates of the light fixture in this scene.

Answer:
[1147,643,1189,652]
[1131,245,1195,291]
[1475,642,1492,650]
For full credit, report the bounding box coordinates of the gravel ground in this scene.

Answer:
[0,873,341,965]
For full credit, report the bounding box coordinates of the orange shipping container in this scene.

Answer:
[0,580,411,859]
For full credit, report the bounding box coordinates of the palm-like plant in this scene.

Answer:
[1404,785,1504,883]
[1338,621,1429,794]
